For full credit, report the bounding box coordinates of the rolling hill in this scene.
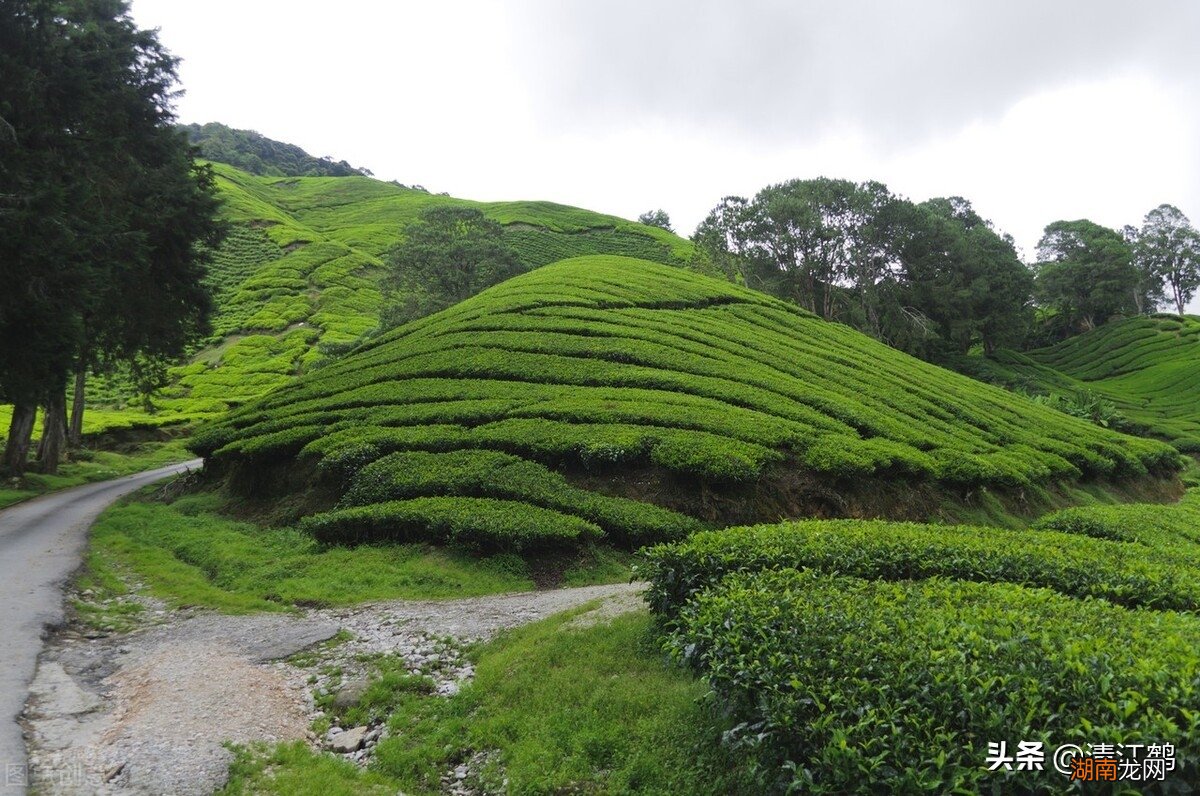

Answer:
[192,256,1182,547]
[74,161,696,434]
[958,315,1200,452]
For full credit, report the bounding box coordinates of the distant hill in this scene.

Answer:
[182,122,374,178]
[78,161,696,431]
[193,256,1180,546]
[956,315,1200,452]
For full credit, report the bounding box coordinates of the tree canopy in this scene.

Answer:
[1033,219,1140,334]
[382,206,522,326]
[0,0,222,474]
[1136,204,1200,317]
[637,209,674,232]
[693,180,1032,358]
[183,121,374,178]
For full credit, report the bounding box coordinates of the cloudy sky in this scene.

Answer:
[131,1,1199,306]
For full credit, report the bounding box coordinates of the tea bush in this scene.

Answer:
[640,515,1200,616]
[298,496,602,551]
[667,569,1200,794]
[965,315,1200,448]
[1033,489,1200,547]
[341,450,702,546]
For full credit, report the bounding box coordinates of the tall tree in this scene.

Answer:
[1120,224,1164,315]
[692,196,762,287]
[1136,204,1200,317]
[841,181,910,339]
[698,178,874,320]
[0,0,220,475]
[382,206,522,325]
[905,198,1033,355]
[637,209,673,232]
[1034,219,1139,333]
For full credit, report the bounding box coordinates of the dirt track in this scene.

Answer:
[23,582,644,795]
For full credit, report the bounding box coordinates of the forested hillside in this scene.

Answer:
[183,122,374,178]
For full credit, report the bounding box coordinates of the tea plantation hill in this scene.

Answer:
[192,256,1182,548]
[959,315,1200,452]
[72,161,694,435]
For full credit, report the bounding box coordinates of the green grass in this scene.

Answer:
[221,609,760,796]
[0,438,195,509]
[85,493,632,612]
[221,742,399,796]
[959,315,1200,451]
[197,256,1181,553]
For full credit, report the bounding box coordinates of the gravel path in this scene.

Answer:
[23,582,646,795]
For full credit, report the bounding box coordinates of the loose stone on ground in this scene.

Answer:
[24,582,645,794]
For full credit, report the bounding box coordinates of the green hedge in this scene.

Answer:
[298,496,601,551]
[668,569,1200,794]
[342,450,701,546]
[1032,490,1200,547]
[639,517,1200,616]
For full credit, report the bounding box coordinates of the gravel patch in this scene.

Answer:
[23,582,644,794]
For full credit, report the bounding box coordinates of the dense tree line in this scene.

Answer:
[0,0,222,475]
[183,121,375,179]
[693,179,1200,358]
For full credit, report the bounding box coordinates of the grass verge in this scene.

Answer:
[221,609,759,795]
[85,492,634,613]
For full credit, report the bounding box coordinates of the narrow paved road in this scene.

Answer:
[0,460,201,794]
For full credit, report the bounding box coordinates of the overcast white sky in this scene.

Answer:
[131,0,1200,310]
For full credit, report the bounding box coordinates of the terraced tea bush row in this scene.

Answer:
[58,163,698,434]
[202,225,284,302]
[1033,489,1200,546]
[284,417,781,483]
[339,450,702,545]
[503,227,682,268]
[229,334,1165,484]
[639,515,1200,616]
[667,569,1200,794]
[231,267,1171,480]
[298,496,602,551]
[1033,315,1199,380]
[198,256,1182,552]
[964,316,1200,448]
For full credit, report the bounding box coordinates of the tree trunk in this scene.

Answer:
[37,391,67,475]
[68,369,86,446]
[2,403,36,477]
